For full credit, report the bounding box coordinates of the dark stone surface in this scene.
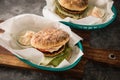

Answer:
[83,61,120,80]
[90,0,120,50]
[0,0,120,80]
[0,66,64,80]
[90,19,120,50]
[0,61,119,80]
[0,0,46,20]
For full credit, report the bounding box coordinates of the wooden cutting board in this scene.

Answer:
[0,44,87,79]
[72,29,120,67]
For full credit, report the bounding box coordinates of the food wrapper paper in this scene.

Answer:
[0,14,83,68]
[43,0,114,25]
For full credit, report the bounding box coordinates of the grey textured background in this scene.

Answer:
[90,20,120,50]
[0,0,45,20]
[0,0,120,80]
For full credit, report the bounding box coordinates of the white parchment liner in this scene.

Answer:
[0,14,83,68]
[43,0,114,25]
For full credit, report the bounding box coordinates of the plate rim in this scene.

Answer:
[60,6,117,30]
[16,41,83,71]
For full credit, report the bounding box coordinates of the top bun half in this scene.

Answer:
[58,0,88,11]
[31,27,70,50]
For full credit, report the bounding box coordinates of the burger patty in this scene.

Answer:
[38,45,65,57]
[55,8,68,19]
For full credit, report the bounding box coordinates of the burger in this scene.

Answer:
[55,0,88,19]
[31,27,72,67]
[18,27,72,67]
[31,27,70,56]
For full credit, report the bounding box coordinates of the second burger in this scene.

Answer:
[55,0,88,19]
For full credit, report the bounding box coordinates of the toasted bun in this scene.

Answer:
[31,27,70,50]
[88,7,105,18]
[18,31,35,46]
[58,0,88,11]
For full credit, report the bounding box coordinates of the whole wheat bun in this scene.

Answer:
[58,0,88,11]
[18,31,35,46]
[31,27,70,50]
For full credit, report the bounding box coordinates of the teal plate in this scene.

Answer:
[16,42,83,71]
[60,6,117,30]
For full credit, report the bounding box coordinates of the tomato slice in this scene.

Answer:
[37,48,50,53]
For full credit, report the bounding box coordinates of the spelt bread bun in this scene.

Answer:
[58,0,88,11]
[31,27,70,52]
[18,31,35,46]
